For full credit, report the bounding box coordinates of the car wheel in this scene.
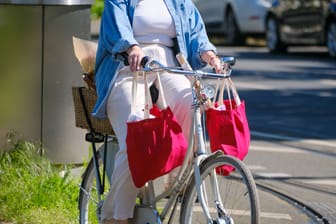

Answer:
[266,17,286,53]
[327,21,336,58]
[226,10,245,45]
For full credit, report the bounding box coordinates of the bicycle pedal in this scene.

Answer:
[85,132,105,143]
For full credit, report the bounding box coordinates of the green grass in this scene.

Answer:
[0,136,80,224]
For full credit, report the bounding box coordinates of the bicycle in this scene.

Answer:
[77,55,260,224]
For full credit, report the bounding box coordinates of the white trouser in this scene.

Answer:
[101,44,192,220]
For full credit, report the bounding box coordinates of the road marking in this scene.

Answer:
[249,145,306,153]
[321,79,336,86]
[229,209,292,220]
[297,139,336,148]
[304,179,336,186]
[191,206,292,220]
[260,211,292,220]
[256,173,292,178]
[236,79,336,91]
[247,165,266,170]
[251,131,300,141]
[236,82,271,90]
[251,131,336,148]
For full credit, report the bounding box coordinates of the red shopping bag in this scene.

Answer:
[127,105,187,188]
[206,78,250,175]
[126,73,187,188]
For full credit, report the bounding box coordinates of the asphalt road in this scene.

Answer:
[212,45,336,223]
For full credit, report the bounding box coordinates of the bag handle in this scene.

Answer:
[131,72,167,119]
[228,78,241,106]
[213,77,241,109]
[131,71,153,119]
[131,72,139,116]
[143,72,153,119]
[155,72,167,109]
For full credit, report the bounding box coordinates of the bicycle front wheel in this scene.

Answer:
[180,154,260,224]
[79,140,118,224]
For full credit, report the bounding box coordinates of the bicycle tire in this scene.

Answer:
[79,140,118,224]
[180,154,260,224]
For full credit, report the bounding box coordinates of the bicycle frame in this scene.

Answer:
[138,57,234,223]
[79,56,237,224]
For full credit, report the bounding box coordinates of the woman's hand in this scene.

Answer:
[201,51,222,73]
[126,45,144,72]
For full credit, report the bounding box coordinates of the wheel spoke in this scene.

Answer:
[180,155,260,224]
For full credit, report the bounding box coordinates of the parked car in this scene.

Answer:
[193,0,273,45]
[265,0,336,57]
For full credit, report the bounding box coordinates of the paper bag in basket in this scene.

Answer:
[72,36,97,89]
[72,36,97,74]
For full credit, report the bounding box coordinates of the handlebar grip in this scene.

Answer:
[140,56,152,68]
[118,53,152,68]
[119,52,129,66]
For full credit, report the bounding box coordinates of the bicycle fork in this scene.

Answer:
[193,105,232,224]
[194,156,212,223]
[192,103,212,223]
[194,159,233,224]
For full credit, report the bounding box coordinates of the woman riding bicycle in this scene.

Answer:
[92,0,222,223]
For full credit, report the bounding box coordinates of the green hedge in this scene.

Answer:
[91,0,104,19]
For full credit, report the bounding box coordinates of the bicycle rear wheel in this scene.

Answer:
[78,139,118,224]
[180,154,260,224]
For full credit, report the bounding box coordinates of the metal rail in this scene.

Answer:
[256,181,329,224]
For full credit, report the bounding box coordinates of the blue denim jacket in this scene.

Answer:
[93,0,217,118]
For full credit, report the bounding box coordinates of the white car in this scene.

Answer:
[193,0,273,45]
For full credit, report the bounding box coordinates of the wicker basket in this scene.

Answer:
[72,86,114,135]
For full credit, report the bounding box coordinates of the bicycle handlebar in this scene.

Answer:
[139,56,235,79]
